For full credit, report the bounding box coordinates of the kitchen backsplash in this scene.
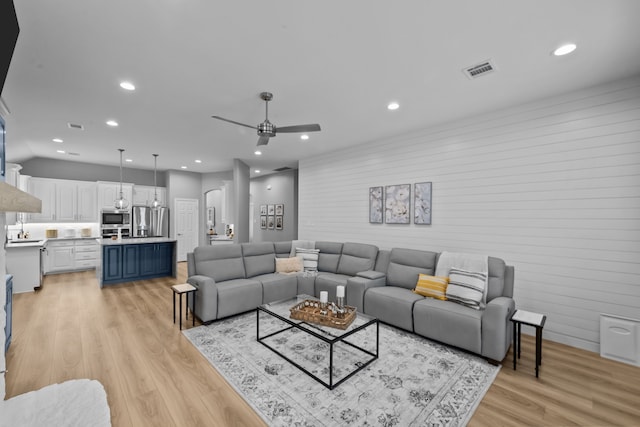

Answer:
[6,222,100,240]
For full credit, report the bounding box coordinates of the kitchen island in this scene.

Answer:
[97,237,177,286]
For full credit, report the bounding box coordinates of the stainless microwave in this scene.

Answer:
[101,209,131,226]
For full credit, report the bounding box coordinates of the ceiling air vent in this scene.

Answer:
[67,152,80,156]
[273,166,292,172]
[463,59,497,80]
[67,122,84,130]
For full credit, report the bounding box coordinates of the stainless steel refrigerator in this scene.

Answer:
[132,205,169,237]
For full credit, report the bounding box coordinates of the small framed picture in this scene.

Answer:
[268,205,275,215]
[369,186,383,223]
[260,205,267,215]
[267,215,275,229]
[275,204,284,216]
[414,182,432,225]
[260,215,267,229]
[275,215,283,230]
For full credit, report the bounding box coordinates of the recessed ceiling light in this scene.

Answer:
[300,134,309,140]
[106,120,119,127]
[125,158,133,163]
[119,81,135,91]
[181,166,187,169]
[52,138,63,143]
[254,150,262,156]
[195,159,202,163]
[255,169,261,174]
[56,150,65,154]
[387,102,400,110]
[553,43,577,56]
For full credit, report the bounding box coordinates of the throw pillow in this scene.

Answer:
[275,257,303,274]
[295,247,320,272]
[446,267,488,310]
[413,274,449,300]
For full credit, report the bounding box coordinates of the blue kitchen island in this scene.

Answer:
[97,237,177,286]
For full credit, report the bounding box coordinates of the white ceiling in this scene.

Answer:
[3,1,640,176]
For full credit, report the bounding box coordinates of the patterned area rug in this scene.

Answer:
[183,311,499,426]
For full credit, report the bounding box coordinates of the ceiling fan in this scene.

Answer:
[212,92,321,146]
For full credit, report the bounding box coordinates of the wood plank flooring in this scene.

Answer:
[5,264,640,426]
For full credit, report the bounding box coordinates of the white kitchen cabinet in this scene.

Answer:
[133,185,166,207]
[44,239,99,274]
[98,181,133,210]
[4,163,22,225]
[56,180,78,221]
[77,181,98,221]
[27,178,57,222]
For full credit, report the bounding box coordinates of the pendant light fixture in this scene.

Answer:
[151,153,160,209]
[114,148,129,210]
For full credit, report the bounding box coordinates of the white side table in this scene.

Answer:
[172,283,197,330]
[510,309,547,378]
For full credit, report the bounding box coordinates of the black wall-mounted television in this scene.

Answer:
[0,0,20,97]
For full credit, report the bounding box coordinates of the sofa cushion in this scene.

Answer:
[254,273,298,303]
[337,242,379,276]
[413,298,482,354]
[386,248,438,290]
[414,274,449,300]
[315,241,343,273]
[446,268,487,310]
[193,245,246,282]
[242,243,276,278]
[295,248,320,272]
[315,272,350,301]
[364,286,423,331]
[275,257,303,274]
[216,278,263,318]
[486,257,506,302]
[274,241,293,258]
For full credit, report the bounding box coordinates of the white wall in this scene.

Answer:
[299,76,640,353]
[250,169,298,242]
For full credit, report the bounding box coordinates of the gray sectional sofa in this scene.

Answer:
[187,240,515,362]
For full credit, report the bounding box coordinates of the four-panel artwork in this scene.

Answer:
[369,182,432,225]
[260,204,284,230]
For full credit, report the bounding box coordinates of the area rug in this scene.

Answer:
[0,379,111,427]
[183,312,499,427]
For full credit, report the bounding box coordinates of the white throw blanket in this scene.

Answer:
[0,379,111,427]
[435,251,488,277]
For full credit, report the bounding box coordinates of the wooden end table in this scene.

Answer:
[172,283,197,330]
[510,309,546,378]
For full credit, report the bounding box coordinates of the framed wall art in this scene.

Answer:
[260,215,267,229]
[275,204,284,216]
[385,184,410,224]
[268,205,275,215]
[275,216,283,230]
[414,182,432,225]
[267,215,275,229]
[260,204,267,215]
[369,186,383,223]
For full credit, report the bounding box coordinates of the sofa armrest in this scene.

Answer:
[481,296,516,361]
[357,270,386,280]
[187,275,218,322]
[347,274,386,312]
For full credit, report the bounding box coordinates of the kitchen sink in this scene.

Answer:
[9,239,43,244]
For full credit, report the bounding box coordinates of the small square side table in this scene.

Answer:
[510,309,546,378]
[172,283,197,330]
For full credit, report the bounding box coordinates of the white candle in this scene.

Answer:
[336,286,345,298]
[320,291,328,303]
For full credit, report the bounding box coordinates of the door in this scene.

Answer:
[174,198,199,262]
[77,182,98,221]
[28,178,56,221]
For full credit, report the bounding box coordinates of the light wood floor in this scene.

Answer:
[5,264,640,426]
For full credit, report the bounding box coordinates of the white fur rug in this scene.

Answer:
[1,379,111,427]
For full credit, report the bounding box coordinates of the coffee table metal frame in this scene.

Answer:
[257,295,379,390]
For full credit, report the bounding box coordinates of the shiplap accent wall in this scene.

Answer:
[299,76,640,353]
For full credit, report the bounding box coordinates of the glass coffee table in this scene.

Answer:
[257,294,379,389]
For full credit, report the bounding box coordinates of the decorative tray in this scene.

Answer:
[290,299,356,330]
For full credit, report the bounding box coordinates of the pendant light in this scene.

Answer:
[151,153,160,209]
[114,148,129,210]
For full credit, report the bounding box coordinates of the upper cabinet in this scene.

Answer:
[98,181,133,211]
[27,178,98,223]
[132,185,166,207]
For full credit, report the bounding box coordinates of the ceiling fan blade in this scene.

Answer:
[276,124,321,133]
[211,116,257,130]
[257,135,270,146]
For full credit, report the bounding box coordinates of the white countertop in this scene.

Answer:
[99,237,176,246]
[5,239,46,248]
